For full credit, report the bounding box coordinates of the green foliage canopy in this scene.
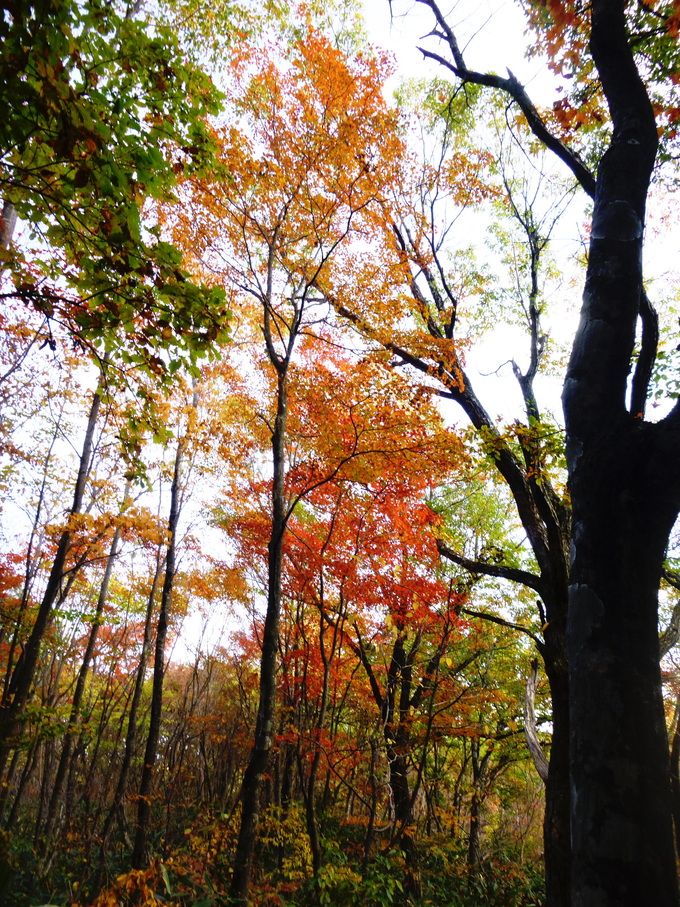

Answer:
[0,0,231,379]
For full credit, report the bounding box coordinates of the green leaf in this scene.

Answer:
[160,862,172,895]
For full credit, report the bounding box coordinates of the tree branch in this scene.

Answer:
[460,605,544,650]
[524,658,549,783]
[415,31,595,197]
[437,539,545,596]
[630,288,659,419]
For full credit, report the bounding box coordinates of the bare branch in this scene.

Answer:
[460,605,544,650]
[437,539,545,596]
[630,288,659,419]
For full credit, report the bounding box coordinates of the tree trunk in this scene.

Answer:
[542,635,571,907]
[524,660,550,785]
[390,746,421,901]
[131,431,185,869]
[302,611,331,884]
[229,368,289,904]
[1,201,17,248]
[671,690,680,858]
[98,548,164,862]
[467,787,482,870]
[3,416,61,695]
[563,2,680,901]
[567,448,679,904]
[362,738,379,872]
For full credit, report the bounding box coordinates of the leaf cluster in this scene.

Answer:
[0,0,231,379]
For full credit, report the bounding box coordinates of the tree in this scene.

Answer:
[6,1,680,902]
[37,481,131,874]
[562,5,678,902]
[391,0,680,902]
[0,364,107,778]
[169,29,403,902]
[286,362,467,896]
[131,382,198,869]
[214,336,477,895]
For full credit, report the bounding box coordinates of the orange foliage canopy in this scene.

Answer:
[525,0,680,154]
[170,29,403,314]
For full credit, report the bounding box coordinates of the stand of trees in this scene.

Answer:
[1,2,680,906]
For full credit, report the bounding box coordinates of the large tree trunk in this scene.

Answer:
[567,443,679,904]
[563,2,680,902]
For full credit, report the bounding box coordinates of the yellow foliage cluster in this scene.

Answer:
[86,864,167,907]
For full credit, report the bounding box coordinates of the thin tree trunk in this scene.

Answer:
[3,417,61,694]
[303,587,340,884]
[4,739,40,830]
[467,789,482,870]
[131,434,186,868]
[524,659,550,783]
[38,485,130,868]
[1,201,17,248]
[230,368,289,904]
[542,644,570,906]
[388,744,420,899]
[99,548,164,859]
[670,690,680,858]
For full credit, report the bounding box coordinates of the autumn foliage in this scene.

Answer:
[12,0,680,905]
